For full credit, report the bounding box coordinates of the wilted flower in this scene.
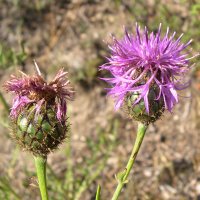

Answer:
[100,23,199,124]
[3,61,75,155]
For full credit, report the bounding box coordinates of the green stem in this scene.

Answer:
[111,122,148,200]
[34,155,49,200]
[0,91,10,114]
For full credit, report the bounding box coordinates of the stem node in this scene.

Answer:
[111,122,148,200]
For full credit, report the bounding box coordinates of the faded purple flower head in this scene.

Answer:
[100,23,199,114]
[3,62,75,122]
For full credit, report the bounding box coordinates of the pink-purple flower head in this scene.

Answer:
[100,23,199,114]
[3,62,75,122]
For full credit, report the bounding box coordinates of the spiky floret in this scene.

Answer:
[4,62,75,122]
[3,62,75,155]
[100,23,199,117]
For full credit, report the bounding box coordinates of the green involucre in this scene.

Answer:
[125,83,165,124]
[11,104,68,156]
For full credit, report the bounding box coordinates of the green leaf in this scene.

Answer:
[95,185,101,200]
[115,170,126,184]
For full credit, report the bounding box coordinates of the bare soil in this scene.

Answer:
[0,1,200,200]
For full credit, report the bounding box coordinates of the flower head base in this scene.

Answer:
[100,23,199,123]
[3,61,75,155]
[125,69,165,124]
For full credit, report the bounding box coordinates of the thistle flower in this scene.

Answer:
[3,61,75,155]
[100,23,199,124]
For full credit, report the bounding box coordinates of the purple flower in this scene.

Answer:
[100,23,199,114]
[4,62,75,122]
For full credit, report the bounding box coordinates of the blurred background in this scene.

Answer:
[0,0,200,199]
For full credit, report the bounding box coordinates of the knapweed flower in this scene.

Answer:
[3,61,75,155]
[100,23,199,124]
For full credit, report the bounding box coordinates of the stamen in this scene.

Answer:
[33,60,41,76]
